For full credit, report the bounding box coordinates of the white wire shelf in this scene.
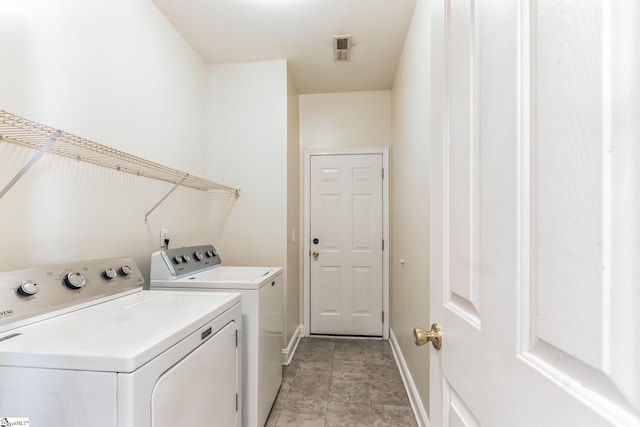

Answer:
[0,109,240,221]
[0,109,238,193]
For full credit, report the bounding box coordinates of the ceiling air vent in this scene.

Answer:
[333,35,352,62]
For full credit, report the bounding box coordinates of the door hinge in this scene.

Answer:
[382,239,385,251]
[236,393,238,411]
[382,167,385,179]
[382,311,384,322]
[235,330,238,348]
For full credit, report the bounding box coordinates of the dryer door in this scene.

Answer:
[151,321,239,427]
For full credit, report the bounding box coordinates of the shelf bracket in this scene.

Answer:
[144,175,188,222]
[0,130,61,202]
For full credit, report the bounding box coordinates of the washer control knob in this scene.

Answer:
[183,254,191,262]
[65,272,86,289]
[174,256,183,264]
[19,280,40,296]
[104,268,117,280]
[194,251,204,261]
[120,265,133,276]
[206,250,214,257]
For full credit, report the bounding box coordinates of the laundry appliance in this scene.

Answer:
[0,256,242,427]
[150,244,282,427]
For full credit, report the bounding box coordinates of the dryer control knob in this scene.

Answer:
[183,254,191,262]
[206,250,215,257]
[120,265,133,276]
[19,280,40,296]
[174,256,183,264]
[104,268,117,280]
[65,271,86,289]
[194,251,204,261]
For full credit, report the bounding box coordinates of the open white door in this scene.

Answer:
[427,0,640,425]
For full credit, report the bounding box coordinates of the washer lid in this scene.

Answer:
[154,266,283,290]
[0,290,241,372]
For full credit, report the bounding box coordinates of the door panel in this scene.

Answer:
[430,0,640,425]
[446,0,481,326]
[529,0,605,370]
[353,194,373,248]
[151,321,238,427]
[518,0,638,418]
[319,266,341,314]
[352,266,373,314]
[445,382,480,427]
[320,194,341,248]
[310,154,383,336]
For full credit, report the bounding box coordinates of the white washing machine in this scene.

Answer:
[0,256,242,427]
[150,244,282,427]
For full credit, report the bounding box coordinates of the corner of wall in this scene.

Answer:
[286,62,302,348]
[281,324,304,365]
[390,328,430,427]
[389,0,431,419]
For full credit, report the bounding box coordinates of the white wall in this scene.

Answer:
[299,91,391,150]
[0,0,207,173]
[390,0,430,418]
[204,60,288,267]
[204,59,297,347]
[0,0,214,277]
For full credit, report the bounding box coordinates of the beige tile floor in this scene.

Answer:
[265,337,419,427]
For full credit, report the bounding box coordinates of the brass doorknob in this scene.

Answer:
[312,251,319,259]
[413,323,442,350]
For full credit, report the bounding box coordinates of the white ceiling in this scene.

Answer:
[151,0,417,94]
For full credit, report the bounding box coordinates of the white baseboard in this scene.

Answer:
[389,328,430,427]
[282,324,304,365]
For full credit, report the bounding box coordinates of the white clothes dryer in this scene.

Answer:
[0,256,242,427]
[150,245,282,427]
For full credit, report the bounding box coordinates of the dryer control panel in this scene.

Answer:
[150,245,222,279]
[0,257,144,334]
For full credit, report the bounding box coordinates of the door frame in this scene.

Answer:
[303,147,389,339]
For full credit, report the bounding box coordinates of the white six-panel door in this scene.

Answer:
[310,154,383,336]
[429,0,640,425]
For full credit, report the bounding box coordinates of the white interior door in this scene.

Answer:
[429,0,640,425]
[310,153,383,336]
